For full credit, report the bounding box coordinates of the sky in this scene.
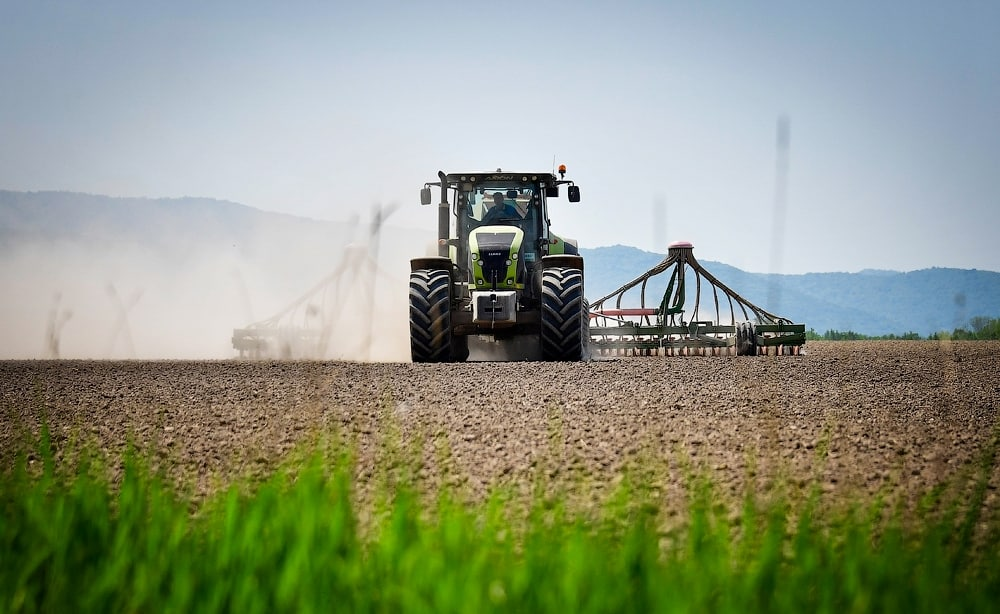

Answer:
[2,0,998,274]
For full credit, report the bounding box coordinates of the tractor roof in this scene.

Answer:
[444,172,559,184]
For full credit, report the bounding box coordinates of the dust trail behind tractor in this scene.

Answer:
[589,241,805,356]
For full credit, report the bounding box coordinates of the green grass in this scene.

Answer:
[2,424,999,613]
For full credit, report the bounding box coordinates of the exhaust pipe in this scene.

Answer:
[438,170,449,257]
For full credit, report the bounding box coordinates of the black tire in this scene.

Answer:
[737,323,752,356]
[746,323,758,356]
[451,335,470,362]
[409,269,454,363]
[540,267,586,361]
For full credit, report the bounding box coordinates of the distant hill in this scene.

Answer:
[582,245,1000,336]
[1,190,352,261]
[0,189,431,286]
[1,191,998,359]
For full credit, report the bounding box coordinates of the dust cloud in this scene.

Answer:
[0,199,433,361]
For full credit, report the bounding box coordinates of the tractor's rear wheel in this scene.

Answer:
[737,322,757,356]
[540,267,587,361]
[748,324,759,355]
[409,268,457,362]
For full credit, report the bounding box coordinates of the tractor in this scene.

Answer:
[409,167,587,362]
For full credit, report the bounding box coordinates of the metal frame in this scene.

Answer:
[588,242,806,356]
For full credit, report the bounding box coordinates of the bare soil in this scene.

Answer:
[2,341,998,512]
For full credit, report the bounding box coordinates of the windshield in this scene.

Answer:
[454,181,544,266]
[459,183,538,223]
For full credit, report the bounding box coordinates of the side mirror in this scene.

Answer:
[545,186,559,198]
[568,185,580,202]
[420,187,432,205]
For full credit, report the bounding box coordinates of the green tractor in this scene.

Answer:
[409,167,588,362]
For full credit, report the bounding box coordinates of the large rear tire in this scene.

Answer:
[540,267,587,361]
[409,269,455,363]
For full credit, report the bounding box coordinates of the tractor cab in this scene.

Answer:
[458,179,543,291]
[420,170,580,302]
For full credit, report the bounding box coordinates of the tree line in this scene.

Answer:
[804,316,1000,341]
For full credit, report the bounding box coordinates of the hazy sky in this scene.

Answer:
[2,1,998,274]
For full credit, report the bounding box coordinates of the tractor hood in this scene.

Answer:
[468,226,524,290]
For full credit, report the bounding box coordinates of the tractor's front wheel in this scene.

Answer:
[409,268,457,362]
[540,267,587,361]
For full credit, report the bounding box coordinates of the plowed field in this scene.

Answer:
[3,341,998,511]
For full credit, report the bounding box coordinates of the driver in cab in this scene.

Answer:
[481,191,520,226]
